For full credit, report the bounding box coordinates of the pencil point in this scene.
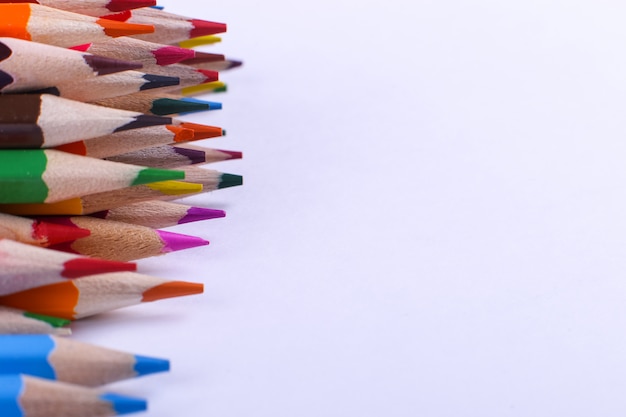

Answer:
[132,167,185,185]
[150,98,215,115]
[166,125,195,142]
[142,281,204,302]
[34,220,91,245]
[107,0,157,12]
[226,59,243,70]
[178,122,224,139]
[82,55,143,75]
[100,393,147,415]
[141,74,180,90]
[218,150,243,160]
[133,355,170,377]
[157,230,209,252]
[145,180,202,195]
[96,18,155,37]
[115,114,172,132]
[153,46,196,66]
[189,19,227,38]
[62,258,137,278]
[218,173,243,189]
[180,207,226,224]
[197,69,219,83]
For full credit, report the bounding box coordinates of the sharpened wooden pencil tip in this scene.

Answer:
[142,281,204,302]
[190,19,227,37]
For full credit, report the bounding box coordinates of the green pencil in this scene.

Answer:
[0,149,184,204]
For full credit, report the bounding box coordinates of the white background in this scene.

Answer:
[74,1,626,416]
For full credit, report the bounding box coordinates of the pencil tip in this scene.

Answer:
[133,355,170,377]
[96,18,155,37]
[100,393,147,415]
[181,207,226,224]
[197,69,219,83]
[218,150,243,160]
[142,281,204,302]
[157,230,210,252]
[83,55,143,76]
[141,74,180,90]
[178,122,224,139]
[190,19,227,37]
[226,59,243,70]
[218,173,243,189]
[61,258,137,279]
[153,46,196,66]
[151,98,217,116]
[34,220,91,246]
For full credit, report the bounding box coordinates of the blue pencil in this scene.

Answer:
[0,335,169,387]
[0,374,146,416]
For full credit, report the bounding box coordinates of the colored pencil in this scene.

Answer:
[0,38,142,94]
[0,94,174,148]
[0,374,147,416]
[71,37,195,66]
[0,307,71,335]
[0,212,89,247]
[0,4,154,48]
[92,94,222,115]
[0,181,204,215]
[54,125,198,159]
[0,0,156,17]
[178,35,222,48]
[0,271,204,319]
[138,63,218,88]
[39,216,210,261]
[91,200,225,228]
[0,335,169,386]
[48,71,180,102]
[0,149,184,203]
[102,9,226,44]
[107,145,242,168]
[0,239,135,296]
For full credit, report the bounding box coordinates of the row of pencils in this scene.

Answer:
[0,0,242,415]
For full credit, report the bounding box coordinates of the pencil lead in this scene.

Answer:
[150,98,219,115]
[107,0,157,12]
[68,43,92,52]
[225,59,243,70]
[178,122,224,139]
[216,150,243,160]
[180,81,226,96]
[62,258,136,278]
[183,52,226,63]
[133,354,170,377]
[189,19,227,37]
[146,180,203,195]
[153,46,196,66]
[141,281,204,302]
[82,55,143,75]
[96,18,154,37]
[181,97,222,110]
[178,35,222,48]
[167,125,195,142]
[197,69,219,83]
[180,207,226,224]
[99,393,147,415]
[218,173,243,189]
[156,230,209,252]
[34,221,91,245]
[140,74,180,90]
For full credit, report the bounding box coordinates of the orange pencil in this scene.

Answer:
[0,4,154,47]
